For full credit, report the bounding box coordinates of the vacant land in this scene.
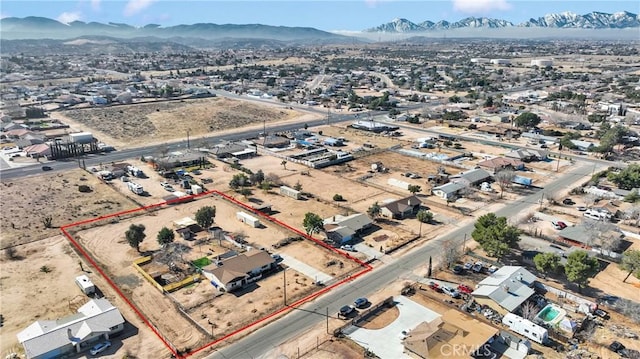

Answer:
[0,169,138,248]
[59,97,301,148]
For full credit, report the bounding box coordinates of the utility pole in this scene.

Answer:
[462,233,467,253]
[539,192,544,211]
[283,268,287,306]
[187,128,191,150]
[326,307,329,334]
[556,149,561,172]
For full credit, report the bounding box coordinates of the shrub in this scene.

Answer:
[78,185,92,193]
[333,194,344,201]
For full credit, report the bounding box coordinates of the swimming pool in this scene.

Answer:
[536,304,566,326]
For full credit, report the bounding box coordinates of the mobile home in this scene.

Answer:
[128,182,144,195]
[279,185,301,200]
[502,313,548,344]
[75,274,95,295]
[237,211,261,228]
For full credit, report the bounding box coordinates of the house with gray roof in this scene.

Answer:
[380,195,422,219]
[471,266,537,315]
[17,298,125,359]
[505,149,549,162]
[202,250,276,292]
[450,168,492,186]
[323,213,373,244]
[432,182,466,200]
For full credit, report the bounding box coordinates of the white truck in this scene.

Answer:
[128,182,144,195]
[502,313,548,344]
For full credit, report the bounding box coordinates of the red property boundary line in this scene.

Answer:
[60,190,372,359]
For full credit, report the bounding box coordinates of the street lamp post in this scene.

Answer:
[207,319,214,338]
[187,129,191,149]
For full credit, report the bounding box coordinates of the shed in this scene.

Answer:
[279,185,301,200]
[237,212,261,228]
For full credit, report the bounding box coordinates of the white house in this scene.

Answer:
[17,298,125,359]
[202,250,276,292]
[432,182,466,200]
[472,266,537,316]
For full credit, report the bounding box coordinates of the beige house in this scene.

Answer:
[404,309,498,358]
[202,250,276,292]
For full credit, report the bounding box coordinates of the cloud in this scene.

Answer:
[56,11,82,24]
[124,0,156,16]
[0,12,8,19]
[91,0,101,11]
[452,0,511,14]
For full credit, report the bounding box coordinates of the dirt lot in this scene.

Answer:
[72,194,363,353]
[56,97,302,149]
[0,169,139,248]
[0,235,168,359]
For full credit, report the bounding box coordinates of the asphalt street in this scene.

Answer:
[206,163,593,359]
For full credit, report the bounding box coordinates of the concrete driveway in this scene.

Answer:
[347,296,440,359]
[279,254,333,284]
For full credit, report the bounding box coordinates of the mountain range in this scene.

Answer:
[365,11,640,32]
[0,16,348,42]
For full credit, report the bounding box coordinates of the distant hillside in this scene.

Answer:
[0,16,349,42]
[365,11,640,32]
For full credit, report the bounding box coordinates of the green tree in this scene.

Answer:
[229,173,249,190]
[471,213,521,260]
[513,112,542,129]
[608,164,640,190]
[367,202,382,221]
[416,209,434,236]
[157,227,175,246]
[533,252,561,277]
[596,125,629,156]
[408,185,422,195]
[281,160,287,170]
[416,209,434,224]
[620,249,640,282]
[302,212,324,235]
[249,169,265,186]
[195,206,216,230]
[624,189,640,203]
[293,181,302,191]
[125,224,146,252]
[484,96,494,108]
[333,194,344,201]
[564,250,599,292]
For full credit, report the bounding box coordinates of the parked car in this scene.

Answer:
[339,305,355,317]
[340,244,356,252]
[594,309,610,319]
[577,206,588,211]
[354,297,369,308]
[609,341,626,356]
[457,284,473,294]
[452,265,464,274]
[271,254,283,263]
[441,286,461,298]
[399,330,409,340]
[89,341,111,355]
[563,198,575,205]
[552,221,567,230]
[472,262,484,273]
[487,265,499,274]
[41,165,53,171]
[463,262,473,270]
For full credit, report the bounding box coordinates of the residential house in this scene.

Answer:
[570,139,599,151]
[23,143,51,158]
[478,125,520,138]
[432,182,466,200]
[471,266,537,316]
[380,195,422,219]
[154,150,206,170]
[557,224,623,250]
[323,213,373,244]
[17,298,125,359]
[202,250,276,292]
[477,157,525,174]
[450,168,492,187]
[505,149,549,162]
[403,309,498,359]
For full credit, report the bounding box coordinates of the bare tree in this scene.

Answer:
[442,239,461,269]
[520,302,538,321]
[582,219,618,250]
[584,193,599,208]
[624,206,640,227]
[494,170,515,199]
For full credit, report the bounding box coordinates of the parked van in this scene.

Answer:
[584,210,611,221]
[502,313,548,344]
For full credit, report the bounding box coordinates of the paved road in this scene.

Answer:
[207,163,593,359]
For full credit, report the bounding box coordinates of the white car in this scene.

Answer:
[442,286,461,298]
[89,341,111,355]
[340,245,356,252]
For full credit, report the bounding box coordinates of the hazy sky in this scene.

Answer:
[1,0,637,31]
